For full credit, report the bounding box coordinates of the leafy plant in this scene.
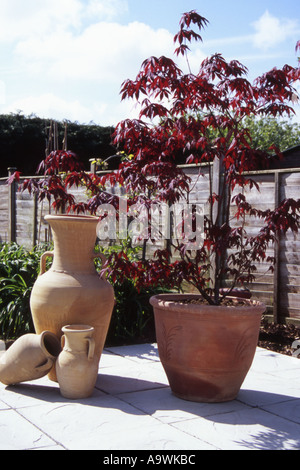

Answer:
[0,243,51,339]
[243,116,300,153]
[10,10,300,307]
[0,241,165,344]
[105,11,300,305]
[95,240,171,345]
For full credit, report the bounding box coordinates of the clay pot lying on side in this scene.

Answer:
[0,331,61,385]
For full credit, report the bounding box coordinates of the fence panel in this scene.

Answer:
[0,165,300,323]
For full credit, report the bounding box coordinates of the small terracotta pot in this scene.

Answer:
[150,293,266,403]
[56,324,99,399]
[0,331,61,385]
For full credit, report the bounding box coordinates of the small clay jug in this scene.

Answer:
[56,324,99,399]
[0,331,61,385]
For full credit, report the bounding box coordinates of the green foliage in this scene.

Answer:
[0,243,51,340]
[244,117,300,153]
[0,241,170,345]
[105,279,167,345]
[95,240,171,345]
[1,112,299,179]
[195,114,300,155]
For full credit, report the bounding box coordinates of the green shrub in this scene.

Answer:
[105,278,167,346]
[96,241,172,346]
[0,241,171,345]
[0,243,51,340]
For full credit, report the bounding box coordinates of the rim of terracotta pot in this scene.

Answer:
[62,324,95,333]
[45,214,98,223]
[150,293,266,316]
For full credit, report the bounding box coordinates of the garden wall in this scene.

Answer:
[0,164,300,324]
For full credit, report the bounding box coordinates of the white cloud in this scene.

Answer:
[4,3,298,127]
[0,81,6,105]
[201,11,299,57]
[14,21,174,84]
[84,0,128,21]
[2,93,91,122]
[2,91,139,126]
[0,0,128,43]
[0,0,81,42]
[0,0,176,125]
[252,10,299,50]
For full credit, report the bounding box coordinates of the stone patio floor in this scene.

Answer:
[1,343,300,451]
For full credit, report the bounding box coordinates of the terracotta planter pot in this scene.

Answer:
[0,331,61,385]
[30,214,115,381]
[150,293,266,403]
[56,324,99,399]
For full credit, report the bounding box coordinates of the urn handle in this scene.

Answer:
[40,251,54,275]
[60,334,95,361]
[61,334,66,349]
[87,338,95,361]
[35,357,54,373]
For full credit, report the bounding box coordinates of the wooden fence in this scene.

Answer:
[0,164,300,324]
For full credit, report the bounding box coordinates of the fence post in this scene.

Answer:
[273,171,281,323]
[7,167,17,243]
[211,158,224,295]
[32,192,38,247]
[89,159,96,174]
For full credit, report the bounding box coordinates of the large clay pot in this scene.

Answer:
[150,293,266,403]
[30,214,115,381]
[56,324,99,399]
[0,331,61,385]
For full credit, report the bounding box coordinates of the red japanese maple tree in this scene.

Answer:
[12,11,300,305]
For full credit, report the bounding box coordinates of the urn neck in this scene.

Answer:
[46,215,99,274]
[62,325,94,354]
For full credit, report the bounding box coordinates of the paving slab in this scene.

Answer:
[0,345,300,450]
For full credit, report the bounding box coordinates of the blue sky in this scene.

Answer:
[0,0,299,126]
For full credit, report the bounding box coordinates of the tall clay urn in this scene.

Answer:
[30,214,115,381]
